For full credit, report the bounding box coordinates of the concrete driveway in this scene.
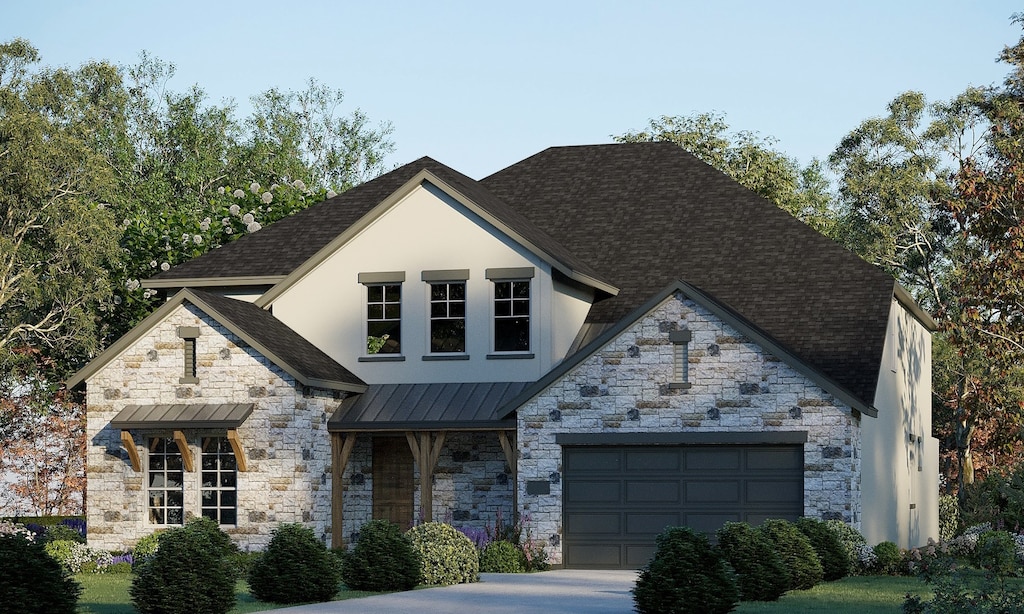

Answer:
[258,569,639,614]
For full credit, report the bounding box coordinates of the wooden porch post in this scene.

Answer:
[406,431,446,523]
[498,430,518,516]
[331,432,356,548]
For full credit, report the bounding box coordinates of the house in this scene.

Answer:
[68,142,938,569]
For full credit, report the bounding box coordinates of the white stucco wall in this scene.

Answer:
[862,298,937,548]
[85,302,343,551]
[270,182,593,383]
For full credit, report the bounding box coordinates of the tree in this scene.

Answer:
[0,39,123,372]
[616,112,837,235]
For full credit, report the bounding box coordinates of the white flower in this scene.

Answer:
[261,191,273,204]
[250,181,260,193]
[242,213,255,224]
[233,189,245,198]
[149,260,157,268]
[218,186,225,194]
[97,203,108,210]
[229,204,241,216]
[160,262,170,271]
[326,189,337,199]
[247,222,262,233]
[270,183,279,191]
[222,217,230,226]
[126,279,141,290]
[292,179,306,191]
[199,221,210,231]
[224,227,234,234]
[113,295,122,305]
[193,234,203,244]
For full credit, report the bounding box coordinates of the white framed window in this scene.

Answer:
[429,281,466,353]
[147,437,185,525]
[493,280,531,352]
[201,437,238,525]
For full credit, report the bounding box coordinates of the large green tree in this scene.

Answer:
[616,113,836,235]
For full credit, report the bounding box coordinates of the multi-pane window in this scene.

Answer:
[494,280,530,352]
[201,437,237,525]
[430,282,466,352]
[367,283,402,354]
[148,437,184,525]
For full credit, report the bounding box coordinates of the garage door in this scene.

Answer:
[562,444,803,569]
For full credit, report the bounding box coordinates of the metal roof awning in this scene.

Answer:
[110,403,254,430]
[328,382,527,432]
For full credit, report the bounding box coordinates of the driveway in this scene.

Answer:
[258,569,639,614]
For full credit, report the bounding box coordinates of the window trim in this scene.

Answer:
[147,436,186,527]
[177,326,200,384]
[363,280,403,357]
[425,279,468,355]
[488,271,533,355]
[200,436,239,527]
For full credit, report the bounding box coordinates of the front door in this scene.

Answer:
[372,437,414,527]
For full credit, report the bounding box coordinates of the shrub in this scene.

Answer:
[872,541,902,575]
[795,517,851,581]
[0,532,81,614]
[130,518,237,614]
[632,526,739,614]
[43,539,113,573]
[43,523,86,544]
[341,519,421,592]
[407,522,480,585]
[715,521,787,601]
[758,519,823,590]
[824,519,867,573]
[939,493,959,542]
[248,524,341,604]
[131,531,162,568]
[105,561,133,574]
[975,530,1018,575]
[479,539,526,573]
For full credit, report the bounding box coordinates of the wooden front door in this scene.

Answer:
[372,437,414,527]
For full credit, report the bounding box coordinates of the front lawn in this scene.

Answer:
[735,575,931,614]
[75,574,382,614]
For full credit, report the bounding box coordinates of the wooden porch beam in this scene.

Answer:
[226,430,248,472]
[405,431,447,523]
[121,430,141,472]
[331,432,356,548]
[498,430,518,515]
[173,430,194,472]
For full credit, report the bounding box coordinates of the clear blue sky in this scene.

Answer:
[5,1,1019,179]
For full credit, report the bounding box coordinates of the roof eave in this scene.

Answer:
[143,275,286,289]
[327,419,516,433]
[893,282,939,331]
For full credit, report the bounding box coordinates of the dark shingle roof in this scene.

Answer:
[480,142,898,405]
[190,290,365,390]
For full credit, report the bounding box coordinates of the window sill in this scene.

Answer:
[422,354,470,361]
[179,376,199,384]
[358,355,406,362]
[486,353,535,360]
[668,382,692,390]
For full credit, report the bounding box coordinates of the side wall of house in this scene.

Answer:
[862,298,937,548]
[516,293,862,565]
[86,303,342,552]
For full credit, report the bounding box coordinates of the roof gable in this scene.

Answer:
[67,289,366,392]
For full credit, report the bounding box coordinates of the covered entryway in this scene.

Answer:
[560,434,806,569]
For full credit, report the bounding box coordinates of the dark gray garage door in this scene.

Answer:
[562,444,804,569]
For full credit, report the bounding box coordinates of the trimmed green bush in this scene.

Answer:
[130,518,237,614]
[43,523,86,544]
[975,530,1018,575]
[342,519,421,591]
[633,526,739,614]
[0,533,81,614]
[795,517,851,581]
[248,524,341,604]
[407,522,480,585]
[758,519,823,590]
[823,519,867,573]
[871,541,902,575]
[479,539,527,573]
[716,521,788,601]
[131,531,162,568]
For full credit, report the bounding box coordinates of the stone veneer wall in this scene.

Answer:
[516,293,863,566]
[86,303,344,551]
[340,432,515,543]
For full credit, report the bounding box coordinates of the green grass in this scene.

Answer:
[734,575,931,613]
[75,573,383,614]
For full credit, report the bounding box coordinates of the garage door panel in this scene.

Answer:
[747,480,803,503]
[565,544,622,569]
[685,513,743,534]
[625,449,681,471]
[626,481,681,503]
[745,511,801,525]
[747,447,804,470]
[566,480,621,503]
[625,544,657,568]
[626,512,681,534]
[566,449,622,471]
[566,512,621,534]
[685,449,741,469]
[686,481,740,503]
